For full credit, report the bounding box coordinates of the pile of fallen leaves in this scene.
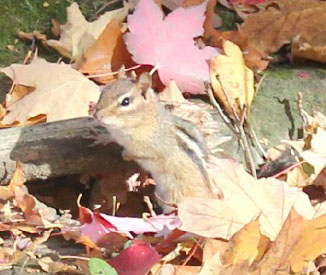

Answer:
[1,0,326,274]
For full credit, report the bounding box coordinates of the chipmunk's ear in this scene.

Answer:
[117,66,127,79]
[137,73,152,96]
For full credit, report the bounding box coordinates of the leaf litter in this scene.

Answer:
[1,0,326,274]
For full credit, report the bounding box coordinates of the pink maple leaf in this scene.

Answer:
[124,0,218,94]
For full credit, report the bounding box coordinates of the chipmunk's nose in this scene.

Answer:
[94,112,102,121]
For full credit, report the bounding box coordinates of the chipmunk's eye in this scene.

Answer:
[120,97,130,106]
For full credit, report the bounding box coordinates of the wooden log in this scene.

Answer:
[0,117,125,183]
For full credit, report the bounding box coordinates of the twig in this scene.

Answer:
[58,255,90,261]
[237,122,257,178]
[206,83,239,137]
[244,72,268,159]
[247,123,268,159]
[271,159,306,179]
[19,256,30,275]
[297,91,308,137]
[112,195,117,216]
[93,0,123,18]
[86,65,141,79]
[254,73,267,96]
[207,82,257,177]
[150,64,159,75]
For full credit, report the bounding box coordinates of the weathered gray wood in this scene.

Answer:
[0,117,124,183]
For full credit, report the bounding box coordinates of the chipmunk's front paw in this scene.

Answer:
[89,128,113,147]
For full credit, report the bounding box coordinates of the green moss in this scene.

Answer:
[0,0,112,66]
[0,0,115,101]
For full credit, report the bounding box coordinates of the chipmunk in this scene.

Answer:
[94,73,221,212]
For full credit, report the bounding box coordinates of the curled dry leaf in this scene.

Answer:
[178,158,315,241]
[46,2,129,67]
[291,35,326,63]
[0,58,100,124]
[210,40,255,119]
[79,20,133,83]
[231,0,326,70]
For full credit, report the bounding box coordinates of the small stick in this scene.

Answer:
[86,65,141,79]
[206,83,239,137]
[209,82,257,177]
[297,91,308,137]
[93,0,123,18]
[247,123,268,159]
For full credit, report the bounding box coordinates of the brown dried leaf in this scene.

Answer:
[252,208,303,274]
[231,0,326,70]
[79,20,133,83]
[38,256,81,274]
[0,58,100,124]
[200,239,232,274]
[288,214,326,273]
[5,85,35,108]
[291,35,326,63]
[45,2,129,66]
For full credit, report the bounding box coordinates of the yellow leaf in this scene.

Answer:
[210,40,255,119]
[289,214,326,272]
[222,219,270,265]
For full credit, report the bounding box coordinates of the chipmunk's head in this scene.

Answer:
[94,72,157,131]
